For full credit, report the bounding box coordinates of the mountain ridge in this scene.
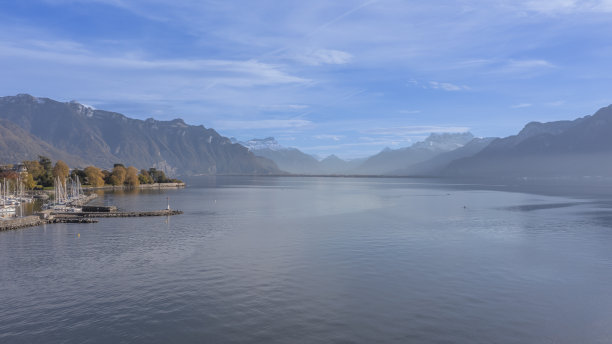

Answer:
[0,94,280,175]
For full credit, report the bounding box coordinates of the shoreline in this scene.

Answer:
[82,182,186,191]
[1,184,185,232]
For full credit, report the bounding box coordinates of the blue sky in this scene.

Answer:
[2,0,612,159]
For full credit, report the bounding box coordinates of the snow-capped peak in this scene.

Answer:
[233,137,285,151]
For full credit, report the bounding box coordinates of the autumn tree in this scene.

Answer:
[109,165,127,186]
[125,166,140,187]
[23,160,42,179]
[52,160,70,186]
[23,173,37,190]
[84,166,105,187]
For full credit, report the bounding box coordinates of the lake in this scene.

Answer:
[2,176,612,343]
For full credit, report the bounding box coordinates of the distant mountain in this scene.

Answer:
[0,119,86,166]
[353,132,475,175]
[392,137,495,176]
[232,137,284,151]
[443,105,612,178]
[319,155,366,174]
[234,137,362,174]
[251,147,321,174]
[0,94,280,175]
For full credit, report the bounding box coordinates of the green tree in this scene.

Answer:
[138,169,153,184]
[148,168,168,183]
[38,156,54,187]
[70,168,87,184]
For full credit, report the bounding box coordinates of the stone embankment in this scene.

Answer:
[53,209,183,218]
[0,215,98,231]
[0,216,43,231]
[69,194,98,206]
[82,183,185,191]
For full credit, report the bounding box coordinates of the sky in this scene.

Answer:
[1,0,612,159]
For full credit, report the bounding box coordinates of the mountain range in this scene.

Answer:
[443,105,612,178]
[232,137,364,174]
[2,93,612,179]
[0,94,279,175]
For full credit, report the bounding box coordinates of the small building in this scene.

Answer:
[0,164,28,178]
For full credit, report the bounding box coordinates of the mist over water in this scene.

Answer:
[2,176,612,343]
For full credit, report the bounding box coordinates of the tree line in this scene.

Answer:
[16,156,182,189]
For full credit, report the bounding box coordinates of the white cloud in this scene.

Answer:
[505,59,554,70]
[214,119,313,129]
[314,134,343,141]
[290,48,353,66]
[260,104,309,111]
[519,0,612,14]
[428,81,470,91]
[366,126,470,136]
[545,100,566,106]
[0,41,309,87]
[511,103,532,108]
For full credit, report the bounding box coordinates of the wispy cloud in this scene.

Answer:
[399,110,421,114]
[2,0,611,159]
[504,59,555,71]
[214,119,313,130]
[511,103,532,108]
[260,104,310,111]
[545,100,565,106]
[0,41,309,87]
[408,79,470,91]
[289,48,353,66]
[519,0,612,14]
[314,134,343,141]
[428,81,470,91]
[366,126,470,136]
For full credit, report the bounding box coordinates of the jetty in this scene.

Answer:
[0,215,98,232]
[1,204,182,232]
[52,209,183,218]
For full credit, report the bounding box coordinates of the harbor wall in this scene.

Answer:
[0,216,43,231]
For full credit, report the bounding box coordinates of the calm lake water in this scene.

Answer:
[2,176,612,343]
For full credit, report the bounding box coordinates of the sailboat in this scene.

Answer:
[0,179,17,216]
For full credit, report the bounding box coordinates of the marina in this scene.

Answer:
[0,174,182,231]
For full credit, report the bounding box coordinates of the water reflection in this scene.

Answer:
[2,177,612,343]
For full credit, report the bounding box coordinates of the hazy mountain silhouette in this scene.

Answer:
[353,132,475,175]
[0,94,279,175]
[234,137,362,174]
[392,137,496,176]
[443,105,612,178]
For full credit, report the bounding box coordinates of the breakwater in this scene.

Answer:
[83,183,185,191]
[0,216,43,231]
[0,216,98,231]
[53,209,183,218]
